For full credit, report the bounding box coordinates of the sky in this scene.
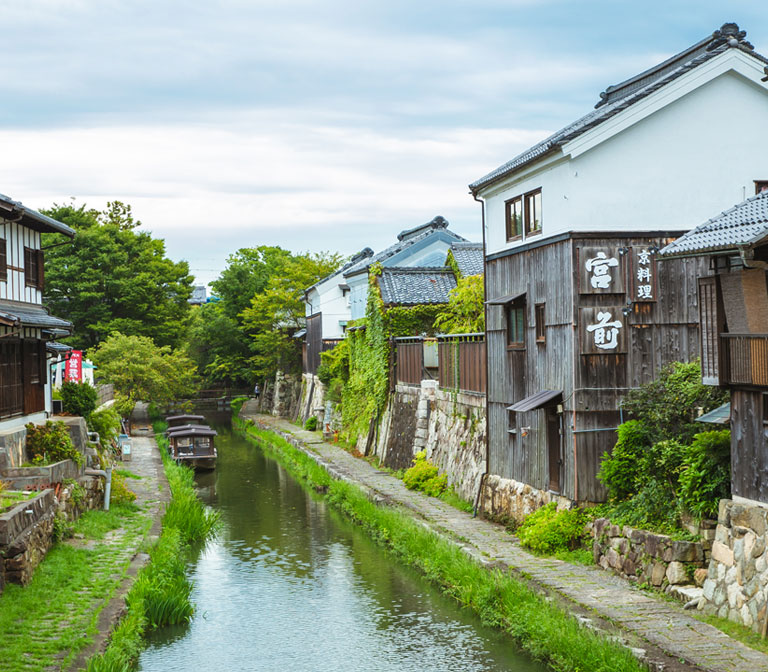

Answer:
[1,1,767,288]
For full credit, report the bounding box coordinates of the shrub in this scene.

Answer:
[25,421,83,467]
[516,503,589,554]
[597,420,648,502]
[622,360,728,445]
[87,407,122,452]
[304,416,318,431]
[403,450,447,497]
[679,430,731,520]
[111,471,137,505]
[60,380,98,418]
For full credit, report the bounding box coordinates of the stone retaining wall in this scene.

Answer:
[374,381,486,502]
[478,474,573,525]
[0,476,104,593]
[589,518,711,590]
[698,499,768,631]
[0,489,56,586]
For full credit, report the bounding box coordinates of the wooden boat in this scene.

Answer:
[166,423,217,471]
[166,414,206,428]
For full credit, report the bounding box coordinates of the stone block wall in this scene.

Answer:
[590,518,710,590]
[698,499,768,631]
[295,373,328,426]
[375,381,487,502]
[0,490,56,586]
[478,475,572,525]
[0,426,26,470]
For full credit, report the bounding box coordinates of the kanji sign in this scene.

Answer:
[65,351,83,382]
[580,307,627,354]
[579,246,625,294]
[631,247,657,302]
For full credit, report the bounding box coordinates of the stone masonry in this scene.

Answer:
[478,474,573,526]
[590,518,710,591]
[698,499,768,632]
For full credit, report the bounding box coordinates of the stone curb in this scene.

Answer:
[243,412,768,672]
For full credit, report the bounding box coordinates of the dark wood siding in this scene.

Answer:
[486,233,708,502]
[731,389,768,504]
[305,313,322,374]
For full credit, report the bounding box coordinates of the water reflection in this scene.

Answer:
[138,421,544,672]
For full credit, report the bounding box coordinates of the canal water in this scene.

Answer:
[138,421,544,672]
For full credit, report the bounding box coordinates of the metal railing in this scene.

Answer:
[721,334,768,387]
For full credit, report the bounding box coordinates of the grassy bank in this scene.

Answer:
[86,423,219,671]
[235,417,644,672]
[0,503,150,672]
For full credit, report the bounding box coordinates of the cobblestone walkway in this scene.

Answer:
[245,410,768,672]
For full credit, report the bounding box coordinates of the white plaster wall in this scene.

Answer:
[305,272,351,339]
[348,273,368,321]
[483,61,768,257]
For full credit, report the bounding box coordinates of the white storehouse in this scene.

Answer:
[469,23,768,517]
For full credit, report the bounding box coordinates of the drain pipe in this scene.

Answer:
[472,188,489,519]
[85,466,113,511]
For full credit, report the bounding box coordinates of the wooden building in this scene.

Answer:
[660,189,768,506]
[470,23,768,511]
[0,194,75,433]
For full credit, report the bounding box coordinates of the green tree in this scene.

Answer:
[89,333,198,414]
[433,274,485,334]
[240,251,343,378]
[41,201,193,349]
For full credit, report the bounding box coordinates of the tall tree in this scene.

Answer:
[42,202,193,349]
[89,332,198,411]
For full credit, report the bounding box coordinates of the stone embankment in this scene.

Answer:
[242,407,768,672]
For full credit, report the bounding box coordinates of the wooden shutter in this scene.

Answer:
[698,276,726,386]
[0,238,6,282]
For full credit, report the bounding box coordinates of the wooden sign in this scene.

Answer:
[631,247,657,302]
[580,306,627,354]
[578,246,625,294]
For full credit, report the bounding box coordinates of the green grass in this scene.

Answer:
[0,489,36,510]
[115,468,142,480]
[236,418,644,672]
[87,424,219,671]
[699,614,768,655]
[0,503,151,672]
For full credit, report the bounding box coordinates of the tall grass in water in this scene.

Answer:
[87,423,218,671]
[238,419,644,672]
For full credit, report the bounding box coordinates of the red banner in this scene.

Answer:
[65,350,83,383]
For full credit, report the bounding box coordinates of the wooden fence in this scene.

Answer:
[721,334,768,386]
[438,333,486,393]
[394,333,486,393]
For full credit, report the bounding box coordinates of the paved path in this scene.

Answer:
[68,406,167,671]
[245,409,768,672]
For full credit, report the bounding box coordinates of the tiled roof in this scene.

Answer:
[0,303,73,331]
[450,242,484,277]
[470,24,768,192]
[660,191,768,257]
[343,216,466,278]
[378,267,457,305]
[304,247,374,294]
[0,193,75,237]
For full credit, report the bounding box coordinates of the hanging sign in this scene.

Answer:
[65,350,83,382]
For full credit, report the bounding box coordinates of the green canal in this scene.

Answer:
[138,420,545,671]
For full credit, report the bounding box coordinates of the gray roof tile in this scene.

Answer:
[660,191,768,257]
[450,242,484,277]
[378,267,457,305]
[470,24,768,192]
[343,216,466,278]
[0,303,73,330]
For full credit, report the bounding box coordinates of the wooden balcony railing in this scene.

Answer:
[721,334,768,387]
